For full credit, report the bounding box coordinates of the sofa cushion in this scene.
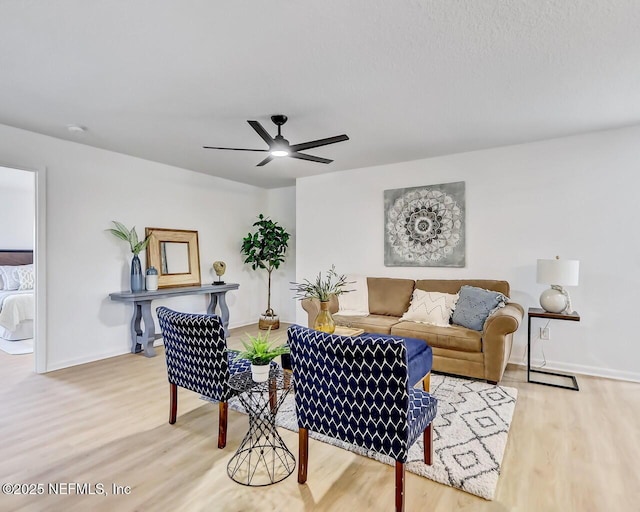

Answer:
[367,277,415,317]
[363,333,432,388]
[333,314,400,335]
[415,279,510,297]
[390,321,482,353]
[451,285,507,331]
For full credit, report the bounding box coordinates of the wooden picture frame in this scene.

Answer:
[145,228,201,288]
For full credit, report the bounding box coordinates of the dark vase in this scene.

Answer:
[130,254,144,292]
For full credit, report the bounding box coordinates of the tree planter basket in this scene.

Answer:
[259,314,280,330]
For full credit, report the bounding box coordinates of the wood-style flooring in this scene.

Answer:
[0,324,638,512]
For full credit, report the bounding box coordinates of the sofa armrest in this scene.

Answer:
[300,296,340,328]
[482,302,524,382]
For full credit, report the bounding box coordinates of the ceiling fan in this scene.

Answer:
[203,115,349,166]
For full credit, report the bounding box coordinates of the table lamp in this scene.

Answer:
[536,256,579,314]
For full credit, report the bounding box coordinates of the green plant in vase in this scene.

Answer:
[291,265,352,334]
[241,214,290,330]
[235,329,290,382]
[107,221,151,293]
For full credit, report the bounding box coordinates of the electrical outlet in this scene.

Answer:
[540,327,550,340]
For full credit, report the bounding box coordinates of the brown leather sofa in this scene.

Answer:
[301,278,524,384]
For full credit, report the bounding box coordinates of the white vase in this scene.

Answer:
[250,363,270,382]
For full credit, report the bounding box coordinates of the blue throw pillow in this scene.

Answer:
[451,285,507,331]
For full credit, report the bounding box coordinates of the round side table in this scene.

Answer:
[227,366,295,486]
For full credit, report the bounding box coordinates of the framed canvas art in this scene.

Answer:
[384,181,465,267]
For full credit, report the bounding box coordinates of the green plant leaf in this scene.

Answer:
[108,228,130,241]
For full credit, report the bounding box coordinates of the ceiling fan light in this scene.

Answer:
[271,149,289,157]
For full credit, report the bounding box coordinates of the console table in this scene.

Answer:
[109,283,239,357]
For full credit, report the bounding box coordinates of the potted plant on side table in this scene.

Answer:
[291,265,352,334]
[236,330,290,382]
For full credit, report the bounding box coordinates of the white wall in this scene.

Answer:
[296,125,640,382]
[0,167,34,249]
[265,186,296,324]
[0,123,269,371]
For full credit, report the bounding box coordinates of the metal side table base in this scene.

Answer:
[227,368,296,486]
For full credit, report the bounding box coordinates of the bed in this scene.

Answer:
[0,250,34,341]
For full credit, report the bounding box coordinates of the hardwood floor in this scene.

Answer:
[0,325,638,512]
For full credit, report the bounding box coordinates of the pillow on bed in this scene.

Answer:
[17,265,35,290]
[0,265,21,291]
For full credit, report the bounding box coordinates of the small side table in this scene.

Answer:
[227,367,296,486]
[527,307,580,391]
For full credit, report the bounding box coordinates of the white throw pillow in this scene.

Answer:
[0,265,22,291]
[400,289,459,327]
[17,265,35,290]
[337,274,369,316]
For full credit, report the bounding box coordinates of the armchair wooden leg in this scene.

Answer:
[169,383,177,424]
[422,372,431,392]
[298,427,309,484]
[218,401,228,449]
[424,423,433,465]
[395,461,405,512]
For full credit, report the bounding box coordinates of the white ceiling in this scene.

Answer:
[1,1,639,189]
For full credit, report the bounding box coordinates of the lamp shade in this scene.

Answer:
[536,259,579,286]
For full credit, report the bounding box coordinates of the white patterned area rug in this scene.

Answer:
[223,374,517,500]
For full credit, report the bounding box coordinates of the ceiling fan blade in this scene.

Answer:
[289,152,333,164]
[256,155,274,166]
[203,146,269,152]
[248,120,275,146]
[289,134,349,153]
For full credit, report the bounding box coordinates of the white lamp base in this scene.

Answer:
[540,286,574,314]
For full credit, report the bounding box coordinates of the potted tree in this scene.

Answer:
[235,330,290,382]
[291,265,351,334]
[241,214,290,330]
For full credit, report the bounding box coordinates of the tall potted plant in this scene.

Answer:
[108,221,150,292]
[241,214,290,330]
[291,265,351,334]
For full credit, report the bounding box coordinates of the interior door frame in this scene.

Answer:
[1,163,47,373]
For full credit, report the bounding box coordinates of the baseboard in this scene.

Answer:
[228,319,296,330]
[509,359,640,383]
[47,349,130,372]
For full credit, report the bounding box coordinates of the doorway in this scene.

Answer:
[0,165,46,373]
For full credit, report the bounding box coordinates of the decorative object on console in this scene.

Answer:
[384,181,465,268]
[145,227,201,289]
[536,256,580,314]
[212,261,226,285]
[145,267,158,291]
[241,214,290,330]
[107,221,151,293]
[291,265,352,334]
[451,285,507,331]
[400,289,459,327]
[235,329,289,382]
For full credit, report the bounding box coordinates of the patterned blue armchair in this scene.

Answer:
[156,307,251,449]
[287,325,437,512]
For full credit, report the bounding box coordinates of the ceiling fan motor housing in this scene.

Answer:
[271,114,288,126]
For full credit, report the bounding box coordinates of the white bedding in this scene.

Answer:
[0,290,34,333]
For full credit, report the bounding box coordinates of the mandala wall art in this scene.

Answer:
[384,181,465,267]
